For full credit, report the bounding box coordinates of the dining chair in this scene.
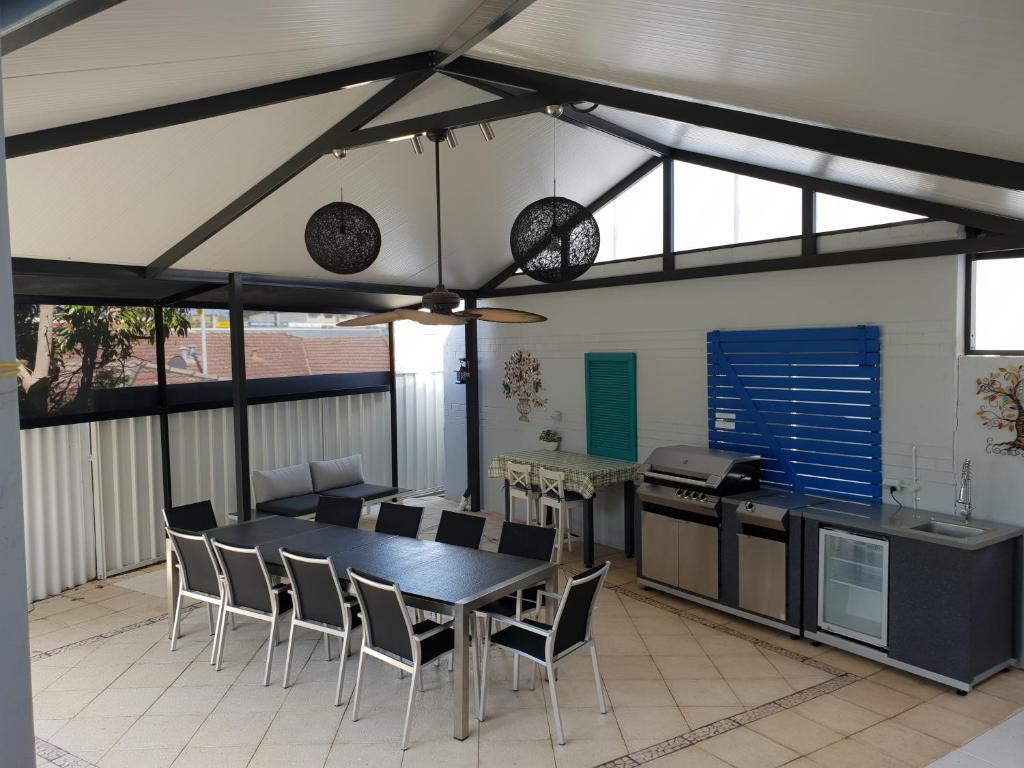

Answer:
[279,549,361,704]
[347,568,465,750]
[505,461,538,525]
[162,499,217,532]
[375,502,423,538]
[210,540,292,686]
[434,509,486,549]
[315,495,362,528]
[478,561,610,745]
[166,527,223,663]
[537,468,584,563]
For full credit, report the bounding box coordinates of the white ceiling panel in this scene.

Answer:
[597,106,1024,222]
[475,0,1024,162]
[363,74,499,127]
[2,0,477,134]
[177,113,649,288]
[5,82,388,265]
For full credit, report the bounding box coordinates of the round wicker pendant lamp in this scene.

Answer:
[304,150,381,274]
[509,105,599,283]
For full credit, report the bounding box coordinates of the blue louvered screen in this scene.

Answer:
[707,326,881,502]
[585,352,637,461]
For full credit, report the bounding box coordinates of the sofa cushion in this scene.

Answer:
[255,493,321,518]
[310,454,364,492]
[252,463,314,503]
[319,482,398,502]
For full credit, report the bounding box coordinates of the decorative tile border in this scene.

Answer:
[35,738,98,768]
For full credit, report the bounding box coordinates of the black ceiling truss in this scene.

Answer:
[5,52,436,158]
[435,0,540,68]
[1,0,125,55]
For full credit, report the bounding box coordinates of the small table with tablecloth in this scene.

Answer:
[486,449,645,567]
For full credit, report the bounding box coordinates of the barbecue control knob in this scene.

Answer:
[744,501,756,511]
[698,493,708,502]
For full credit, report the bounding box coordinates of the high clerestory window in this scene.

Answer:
[814,194,924,233]
[967,255,1024,354]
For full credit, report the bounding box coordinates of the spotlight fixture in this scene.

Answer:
[331,148,346,159]
[445,129,458,149]
[544,104,564,118]
[410,135,424,155]
[479,122,495,142]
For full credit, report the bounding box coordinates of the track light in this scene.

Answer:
[410,135,424,155]
[331,148,347,159]
[445,129,459,149]
[479,121,495,142]
[544,104,564,118]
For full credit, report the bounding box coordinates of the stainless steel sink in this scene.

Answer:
[911,521,986,539]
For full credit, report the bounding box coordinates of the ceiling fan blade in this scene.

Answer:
[336,311,405,327]
[396,308,469,325]
[455,307,547,323]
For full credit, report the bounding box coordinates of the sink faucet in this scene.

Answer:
[954,459,973,522]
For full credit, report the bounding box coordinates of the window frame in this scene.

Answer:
[964,251,1024,356]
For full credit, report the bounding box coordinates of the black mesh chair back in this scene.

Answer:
[375,502,422,538]
[498,521,557,561]
[348,569,414,662]
[212,541,274,614]
[167,529,220,597]
[435,510,486,549]
[280,549,346,628]
[315,496,362,528]
[551,562,609,656]
[163,500,217,533]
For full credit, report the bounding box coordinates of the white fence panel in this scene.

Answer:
[322,392,391,485]
[21,424,96,601]
[168,407,236,525]
[396,372,445,491]
[249,398,324,472]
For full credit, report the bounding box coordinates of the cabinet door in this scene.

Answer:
[679,520,719,599]
[641,511,678,586]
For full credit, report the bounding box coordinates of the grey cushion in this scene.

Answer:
[252,463,314,503]
[319,482,398,502]
[310,454,364,492]
[256,493,320,518]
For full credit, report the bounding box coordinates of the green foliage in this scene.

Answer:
[539,429,561,442]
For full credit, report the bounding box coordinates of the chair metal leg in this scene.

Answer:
[590,646,607,714]
[513,654,520,691]
[351,651,366,721]
[529,660,537,691]
[210,600,226,665]
[206,602,215,635]
[229,613,236,630]
[401,667,419,750]
[169,590,184,651]
[554,505,564,564]
[335,633,349,707]
[547,662,565,745]
[478,622,491,722]
[263,618,277,686]
[214,609,228,671]
[324,633,332,661]
[281,620,296,689]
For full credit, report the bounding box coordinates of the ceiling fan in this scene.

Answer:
[337,130,545,327]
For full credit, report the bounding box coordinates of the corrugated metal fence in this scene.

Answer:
[21,374,446,601]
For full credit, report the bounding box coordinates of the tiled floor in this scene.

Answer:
[28,498,1024,768]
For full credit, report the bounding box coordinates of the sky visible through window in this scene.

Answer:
[973,257,1024,351]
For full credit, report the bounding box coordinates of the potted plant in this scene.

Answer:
[539,429,562,451]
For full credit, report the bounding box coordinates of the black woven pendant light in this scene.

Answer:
[304,150,381,274]
[510,105,599,283]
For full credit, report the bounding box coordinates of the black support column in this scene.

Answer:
[464,298,482,511]
[802,188,816,257]
[662,157,674,271]
[153,304,173,511]
[228,273,252,520]
[388,321,399,489]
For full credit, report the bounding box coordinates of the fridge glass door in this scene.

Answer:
[818,528,889,647]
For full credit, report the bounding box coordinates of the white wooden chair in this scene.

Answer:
[538,468,584,564]
[506,461,538,525]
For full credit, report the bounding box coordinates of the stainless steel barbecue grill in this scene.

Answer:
[639,445,761,515]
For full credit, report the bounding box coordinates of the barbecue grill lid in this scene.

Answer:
[644,445,760,487]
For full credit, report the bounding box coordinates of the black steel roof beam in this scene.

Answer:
[6,52,437,157]
[1,0,125,55]
[481,233,1024,298]
[443,57,1024,192]
[435,0,540,68]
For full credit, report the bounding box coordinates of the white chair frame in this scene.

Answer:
[506,461,538,525]
[537,468,584,564]
[166,528,223,665]
[211,540,291,686]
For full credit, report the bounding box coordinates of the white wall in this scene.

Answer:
[454,222,965,548]
[444,327,468,502]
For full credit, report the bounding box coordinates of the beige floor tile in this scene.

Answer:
[592,617,638,634]
[596,654,662,680]
[80,687,165,717]
[806,738,911,768]
[680,706,744,728]
[594,632,646,656]
[32,719,67,740]
[726,678,794,707]
[552,737,627,768]
[792,693,886,736]
[976,668,1024,705]
[110,662,190,689]
[401,736,479,768]
[97,747,180,768]
[213,682,288,713]
[930,689,1021,725]
[654,655,721,680]
[605,679,676,708]
[813,649,885,677]
[645,635,707,656]
[51,715,137,753]
[668,679,741,708]
[614,705,687,745]
[189,711,275,748]
[699,635,760,658]
[46,664,126,692]
[700,726,799,768]
[544,678,609,709]
[479,706,551,741]
[895,701,991,746]
[263,707,344,745]
[549,705,624,742]
[746,710,842,754]
[480,739,556,768]
[248,743,330,768]
[32,689,99,720]
[645,748,734,767]
[324,741,403,768]
[149,684,228,716]
[711,654,781,680]
[79,641,155,668]
[115,713,205,751]
[632,615,693,636]
[850,721,952,767]
[832,679,920,717]
[170,745,255,768]
[868,668,946,701]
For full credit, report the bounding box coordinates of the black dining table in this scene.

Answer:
[165,516,556,740]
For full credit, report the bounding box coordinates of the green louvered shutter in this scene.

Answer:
[585,352,637,461]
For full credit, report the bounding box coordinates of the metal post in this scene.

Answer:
[153,303,173,509]
[802,188,816,257]
[662,157,674,271]
[464,298,481,511]
[388,322,399,488]
[228,273,251,520]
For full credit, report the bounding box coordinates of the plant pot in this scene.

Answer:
[516,398,531,422]
[539,440,561,451]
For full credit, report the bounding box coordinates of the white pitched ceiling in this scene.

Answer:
[474,0,1024,163]
[5,81,389,265]
[2,0,478,135]
[177,105,649,289]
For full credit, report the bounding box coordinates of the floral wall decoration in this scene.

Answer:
[502,349,547,422]
[976,365,1024,457]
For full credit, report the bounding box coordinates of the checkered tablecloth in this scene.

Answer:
[486,449,644,499]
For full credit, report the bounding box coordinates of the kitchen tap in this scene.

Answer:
[954,459,973,522]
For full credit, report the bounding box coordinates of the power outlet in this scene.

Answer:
[884,478,921,493]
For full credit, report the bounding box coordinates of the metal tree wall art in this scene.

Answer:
[976,365,1024,456]
[502,349,547,422]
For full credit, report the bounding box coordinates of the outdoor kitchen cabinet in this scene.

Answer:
[639,508,719,600]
